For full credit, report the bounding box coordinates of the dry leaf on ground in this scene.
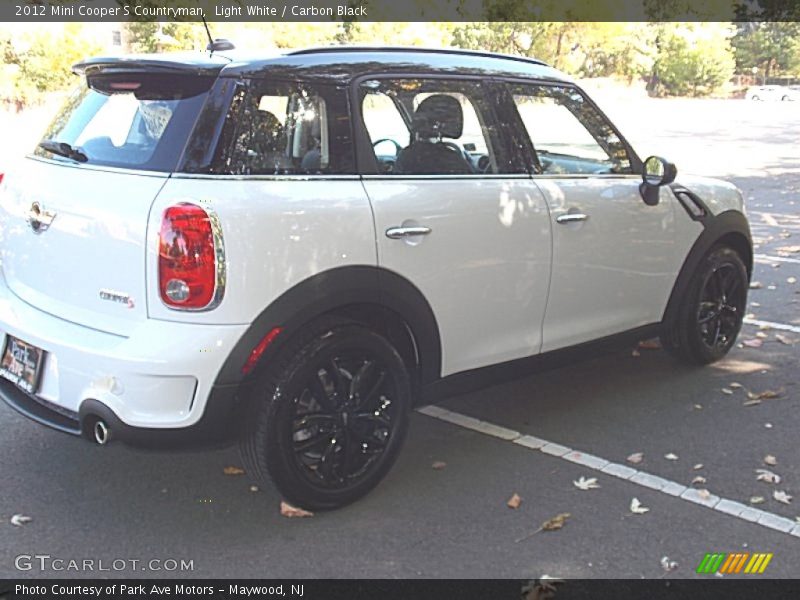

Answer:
[779,246,800,254]
[223,466,245,476]
[10,514,32,527]
[661,556,679,572]
[630,498,650,514]
[507,493,522,509]
[788,277,798,284]
[721,388,734,395]
[756,469,781,484]
[743,399,762,406]
[627,452,644,464]
[750,496,765,504]
[431,461,447,470]
[773,490,793,505]
[280,501,314,518]
[541,513,571,531]
[775,334,795,345]
[764,455,777,466]
[755,331,769,339]
[729,382,743,389]
[747,388,783,400]
[573,476,601,491]
[743,339,764,348]
[697,489,711,500]
[749,281,764,289]
[638,339,661,350]
[692,476,707,485]
[693,463,704,470]
[664,452,679,461]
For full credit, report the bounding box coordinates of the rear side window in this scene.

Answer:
[35,73,214,172]
[210,80,354,175]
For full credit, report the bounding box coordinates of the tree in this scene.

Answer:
[731,22,800,79]
[650,24,736,97]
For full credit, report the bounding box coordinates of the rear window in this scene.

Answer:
[34,73,214,172]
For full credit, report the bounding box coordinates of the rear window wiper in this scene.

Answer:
[38,140,88,163]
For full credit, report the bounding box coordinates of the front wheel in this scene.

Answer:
[239,317,412,510]
[661,246,748,365]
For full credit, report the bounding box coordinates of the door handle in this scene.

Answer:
[385,226,432,239]
[556,213,589,224]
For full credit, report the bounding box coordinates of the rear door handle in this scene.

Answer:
[385,226,432,239]
[556,213,589,224]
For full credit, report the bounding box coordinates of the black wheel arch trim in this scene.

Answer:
[214,265,442,388]
[662,209,752,330]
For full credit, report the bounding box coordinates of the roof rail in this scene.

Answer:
[287,45,549,68]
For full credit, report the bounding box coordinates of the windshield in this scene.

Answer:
[35,73,214,172]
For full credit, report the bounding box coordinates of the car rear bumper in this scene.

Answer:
[0,274,250,447]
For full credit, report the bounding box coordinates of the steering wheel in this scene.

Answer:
[372,138,403,156]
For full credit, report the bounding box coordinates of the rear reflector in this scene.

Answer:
[158,203,224,310]
[242,327,283,375]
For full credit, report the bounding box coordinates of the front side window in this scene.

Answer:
[359,78,510,175]
[509,84,633,175]
[212,80,354,175]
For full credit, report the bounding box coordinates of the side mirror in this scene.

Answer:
[639,156,677,206]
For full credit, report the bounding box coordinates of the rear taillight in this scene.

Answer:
[0,173,4,185]
[158,203,224,310]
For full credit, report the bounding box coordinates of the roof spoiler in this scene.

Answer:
[72,55,229,77]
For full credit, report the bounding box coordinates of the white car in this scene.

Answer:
[746,85,798,101]
[0,46,752,509]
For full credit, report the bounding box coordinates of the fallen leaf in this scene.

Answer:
[697,489,711,500]
[788,277,798,284]
[507,493,522,509]
[750,496,765,504]
[749,281,763,289]
[692,476,707,485]
[280,501,314,518]
[638,339,661,350]
[573,476,601,490]
[747,388,784,400]
[431,461,447,470]
[223,466,245,476]
[729,382,743,389]
[756,469,781,484]
[630,497,649,514]
[693,404,703,410]
[249,485,259,492]
[743,339,763,348]
[10,514,32,527]
[626,452,644,464]
[661,556,679,572]
[721,387,734,395]
[693,463,704,470]
[755,331,769,339]
[767,285,777,290]
[776,334,795,345]
[758,323,771,331]
[743,399,762,406]
[541,513,571,531]
[765,423,774,429]
[664,452,679,461]
[773,490,793,505]
[631,349,641,357]
[764,455,777,466]
[779,245,800,254]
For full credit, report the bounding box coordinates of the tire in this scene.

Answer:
[661,246,748,365]
[239,316,412,510]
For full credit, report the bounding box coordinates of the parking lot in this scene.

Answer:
[1,94,799,579]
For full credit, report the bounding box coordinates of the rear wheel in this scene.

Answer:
[239,317,411,510]
[661,246,748,365]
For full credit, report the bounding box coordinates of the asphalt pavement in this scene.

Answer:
[1,96,799,579]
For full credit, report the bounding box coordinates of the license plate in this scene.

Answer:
[0,335,45,394]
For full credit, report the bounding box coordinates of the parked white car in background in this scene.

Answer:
[746,85,798,101]
[0,46,752,510]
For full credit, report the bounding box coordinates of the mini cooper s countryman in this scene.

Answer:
[0,46,751,509]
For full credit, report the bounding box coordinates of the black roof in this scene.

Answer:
[73,46,569,84]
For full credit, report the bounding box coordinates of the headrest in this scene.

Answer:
[412,94,463,139]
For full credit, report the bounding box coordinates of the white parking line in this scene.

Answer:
[754,254,800,265]
[743,318,800,334]
[417,405,800,538]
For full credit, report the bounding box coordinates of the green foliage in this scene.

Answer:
[650,24,736,97]
[1,24,103,107]
[731,22,800,78]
